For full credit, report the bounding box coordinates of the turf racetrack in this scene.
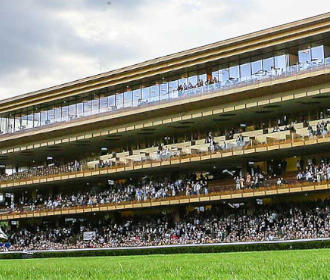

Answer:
[0,249,329,279]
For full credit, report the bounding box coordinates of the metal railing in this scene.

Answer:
[1,57,329,138]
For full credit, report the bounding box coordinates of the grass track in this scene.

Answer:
[0,249,329,280]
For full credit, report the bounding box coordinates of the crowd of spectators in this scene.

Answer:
[0,176,208,214]
[308,120,330,137]
[1,113,328,184]
[1,200,328,251]
[296,159,330,183]
[1,157,330,215]
[0,160,82,183]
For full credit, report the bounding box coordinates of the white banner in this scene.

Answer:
[83,231,96,241]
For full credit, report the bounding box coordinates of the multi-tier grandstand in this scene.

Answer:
[0,13,329,255]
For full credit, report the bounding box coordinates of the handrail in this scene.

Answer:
[1,58,329,138]
[0,180,328,221]
[1,132,329,187]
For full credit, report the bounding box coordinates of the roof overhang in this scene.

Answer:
[1,12,330,114]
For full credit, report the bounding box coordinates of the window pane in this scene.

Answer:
[188,75,198,87]
[62,106,69,121]
[219,68,229,84]
[240,62,251,81]
[116,93,124,109]
[160,83,168,100]
[229,65,239,80]
[108,95,115,110]
[124,91,132,108]
[83,100,92,116]
[48,109,55,124]
[274,54,287,73]
[92,99,99,114]
[133,89,141,107]
[150,85,159,102]
[55,108,61,122]
[21,114,27,129]
[198,74,207,84]
[263,57,274,73]
[168,80,178,93]
[33,112,40,127]
[298,48,311,64]
[100,97,108,112]
[211,71,219,83]
[142,87,149,103]
[69,104,76,120]
[0,118,8,134]
[77,103,83,117]
[168,80,178,99]
[179,78,187,90]
[40,111,47,126]
[26,113,34,129]
[311,45,324,63]
[251,59,262,76]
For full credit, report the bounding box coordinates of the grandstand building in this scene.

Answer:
[0,13,329,251]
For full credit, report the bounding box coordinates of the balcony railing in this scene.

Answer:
[1,57,329,138]
[0,180,328,221]
[1,131,329,187]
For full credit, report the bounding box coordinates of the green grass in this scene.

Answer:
[0,249,329,280]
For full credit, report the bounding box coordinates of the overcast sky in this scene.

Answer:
[0,0,329,100]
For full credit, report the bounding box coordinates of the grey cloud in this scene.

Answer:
[0,0,144,86]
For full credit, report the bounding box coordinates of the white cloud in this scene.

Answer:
[0,0,328,100]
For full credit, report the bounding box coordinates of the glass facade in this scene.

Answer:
[0,45,328,135]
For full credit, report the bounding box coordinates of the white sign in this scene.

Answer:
[83,231,96,241]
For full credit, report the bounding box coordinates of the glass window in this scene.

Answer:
[68,104,76,120]
[142,87,149,103]
[92,99,99,114]
[150,85,159,102]
[62,106,69,121]
[160,83,168,100]
[263,57,274,74]
[219,68,229,84]
[211,71,219,83]
[311,45,324,64]
[13,115,20,132]
[198,74,207,84]
[40,110,47,126]
[274,54,288,73]
[108,95,115,110]
[55,107,61,122]
[133,89,141,107]
[33,112,40,128]
[26,113,33,129]
[251,59,262,76]
[100,97,108,112]
[83,100,92,116]
[240,62,251,81]
[0,117,8,134]
[47,109,55,124]
[124,91,133,108]
[168,80,178,93]
[229,64,239,81]
[179,78,187,89]
[116,93,124,109]
[188,75,198,87]
[20,114,27,130]
[77,103,83,117]
[168,80,178,99]
[7,117,12,133]
[298,48,311,64]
